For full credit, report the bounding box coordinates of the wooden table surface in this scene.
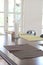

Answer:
[1,38,43,65]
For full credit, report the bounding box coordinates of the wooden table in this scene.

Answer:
[0,38,43,65]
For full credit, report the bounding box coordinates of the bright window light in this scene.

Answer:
[8,0,14,12]
[0,0,4,12]
[8,14,14,26]
[0,13,4,26]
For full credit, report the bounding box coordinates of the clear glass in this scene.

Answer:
[8,0,14,12]
[0,13,4,26]
[8,27,14,31]
[8,14,14,26]
[16,0,21,4]
[15,0,21,13]
[0,27,5,34]
[15,14,21,21]
[19,26,21,32]
[0,0,4,12]
[15,5,21,13]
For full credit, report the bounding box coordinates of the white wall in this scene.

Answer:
[23,0,42,36]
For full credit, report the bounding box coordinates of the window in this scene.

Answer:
[15,0,22,32]
[0,0,4,12]
[8,0,22,32]
[8,0,14,32]
[8,14,14,26]
[0,0,22,34]
[8,0,14,12]
[0,0,4,34]
[0,13,4,26]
